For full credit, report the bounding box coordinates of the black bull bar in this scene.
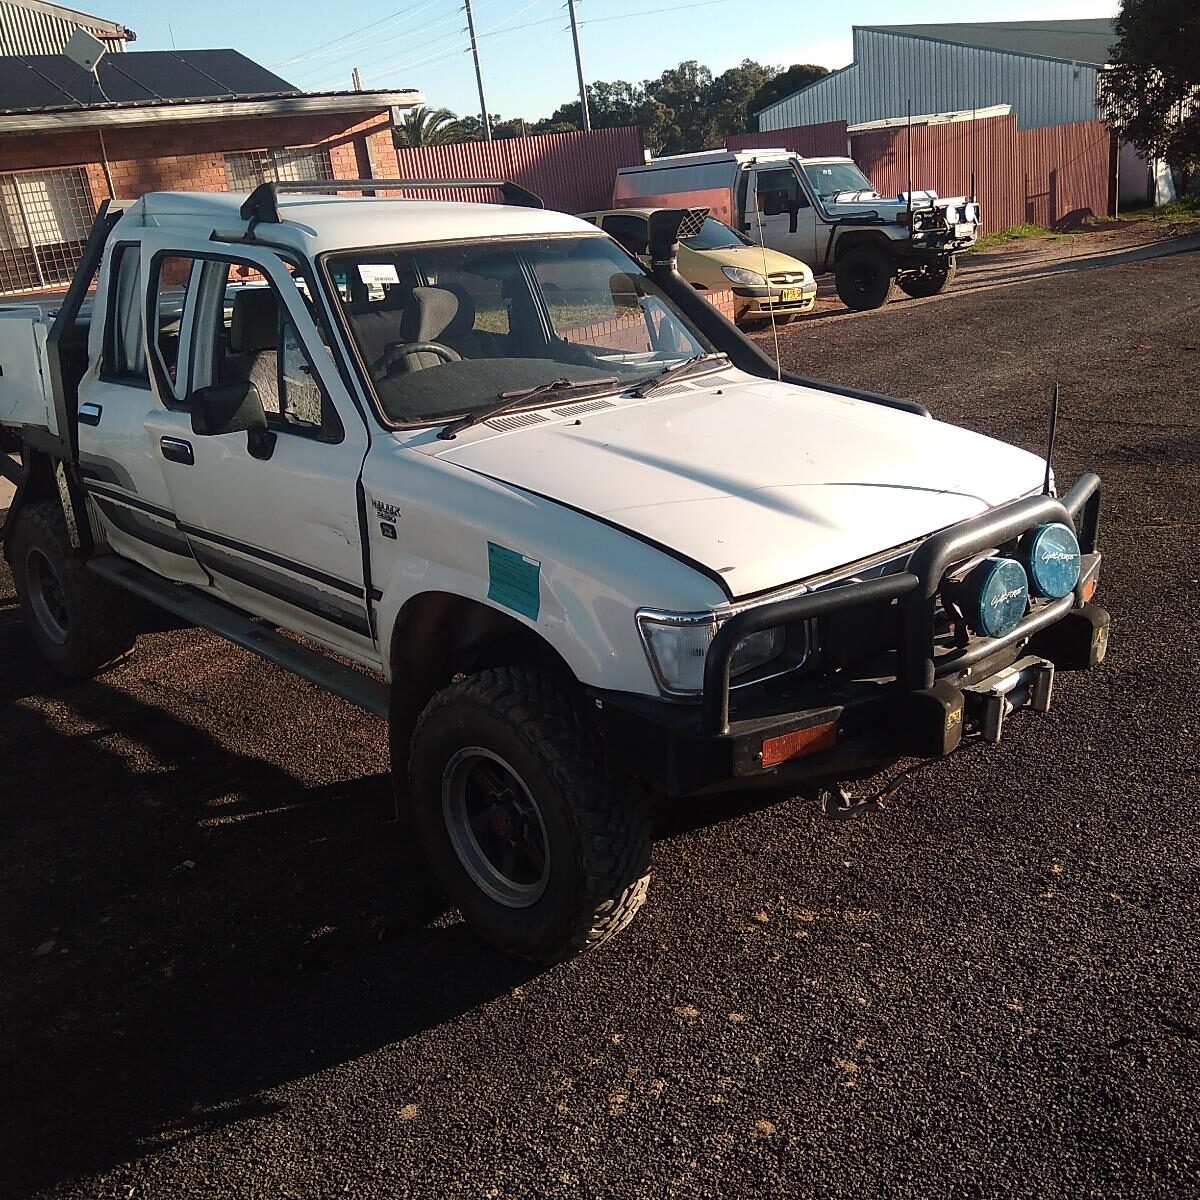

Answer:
[702,473,1102,735]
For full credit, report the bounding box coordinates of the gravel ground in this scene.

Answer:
[2,249,1198,1199]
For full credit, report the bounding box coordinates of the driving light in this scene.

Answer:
[1020,522,1081,598]
[637,613,785,694]
[951,557,1030,639]
[722,266,767,287]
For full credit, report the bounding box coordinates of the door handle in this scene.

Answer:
[78,402,103,426]
[160,436,194,465]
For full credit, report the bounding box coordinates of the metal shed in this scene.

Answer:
[757,20,1115,133]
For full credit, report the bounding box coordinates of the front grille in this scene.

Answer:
[768,272,808,286]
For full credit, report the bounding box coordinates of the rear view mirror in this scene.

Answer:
[189,382,275,460]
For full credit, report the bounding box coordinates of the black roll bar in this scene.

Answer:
[239,178,544,224]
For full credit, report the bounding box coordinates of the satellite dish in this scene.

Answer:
[63,28,107,74]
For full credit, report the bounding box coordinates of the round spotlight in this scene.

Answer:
[954,557,1030,639]
[1022,522,1081,598]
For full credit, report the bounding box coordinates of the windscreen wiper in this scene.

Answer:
[438,375,620,440]
[633,353,729,399]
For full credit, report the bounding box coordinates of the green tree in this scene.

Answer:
[748,63,831,125]
[1102,0,1200,184]
[706,59,780,138]
[644,60,716,153]
[393,105,473,148]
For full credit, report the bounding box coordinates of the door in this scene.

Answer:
[747,165,820,268]
[76,239,209,584]
[140,236,377,657]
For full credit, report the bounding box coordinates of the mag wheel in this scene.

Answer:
[407,667,651,961]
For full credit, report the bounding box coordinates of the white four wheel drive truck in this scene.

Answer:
[614,149,979,310]
[0,181,1108,962]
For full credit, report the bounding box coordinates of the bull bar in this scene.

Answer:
[702,473,1102,736]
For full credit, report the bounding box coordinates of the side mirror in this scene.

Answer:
[189,382,276,460]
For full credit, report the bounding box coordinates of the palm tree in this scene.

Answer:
[393,106,474,148]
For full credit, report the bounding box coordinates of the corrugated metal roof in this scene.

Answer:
[0,49,299,113]
[0,0,132,55]
[860,19,1116,66]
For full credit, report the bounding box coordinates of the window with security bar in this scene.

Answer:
[224,147,335,192]
[0,167,95,295]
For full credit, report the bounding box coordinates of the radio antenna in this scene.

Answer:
[906,98,913,226]
[751,170,782,381]
[1044,382,1061,495]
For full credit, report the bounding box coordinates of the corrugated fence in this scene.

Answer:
[726,121,849,158]
[751,115,1113,234]
[386,125,646,213]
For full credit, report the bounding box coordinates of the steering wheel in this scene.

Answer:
[380,340,461,376]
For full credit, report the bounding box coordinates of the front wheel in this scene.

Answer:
[8,499,135,678]
[407,667,651,962]
[899,255,958,298]
[834,243,899,310]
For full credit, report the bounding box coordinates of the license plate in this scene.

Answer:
[779,288,803,303]
[955,222,975,238]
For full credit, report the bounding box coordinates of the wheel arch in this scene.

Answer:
[833,230,896,263]
[1,447,60,548]
[387,590,575,756]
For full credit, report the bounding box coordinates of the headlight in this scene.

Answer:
[1020,522,1081,598]
[721,266,766,287]
[637,612,786,694]
[949,557,1030,639]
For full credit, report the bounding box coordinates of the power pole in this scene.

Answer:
[566,0,591,132]
[351,66,362,91]
[463,0,492,141]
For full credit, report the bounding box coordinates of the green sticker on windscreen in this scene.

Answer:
[487,542,541,621]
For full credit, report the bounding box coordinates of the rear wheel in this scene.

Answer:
[407,666,651,961]
[835,243,898,310]
[8,499,135,678]
[899,255,957,298]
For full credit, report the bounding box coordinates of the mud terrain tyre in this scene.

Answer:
[8,499,135,678]
[900,255,958,299]
[408,666,651,962]
[835,243,898,310]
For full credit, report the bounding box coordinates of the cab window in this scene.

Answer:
[755,168,808,216]
[104,245,148,383]
[148,252,338,438]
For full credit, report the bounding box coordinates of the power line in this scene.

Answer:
[345,0,553,91]
[270,0,451,68]
[579,0,737,24]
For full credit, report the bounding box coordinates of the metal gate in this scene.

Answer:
[0,166,96,295]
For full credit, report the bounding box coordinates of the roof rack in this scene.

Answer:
[239,178,545,224]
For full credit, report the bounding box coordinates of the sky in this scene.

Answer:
[112,0,1119,123]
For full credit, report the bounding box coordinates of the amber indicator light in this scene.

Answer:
[761,721,837,768]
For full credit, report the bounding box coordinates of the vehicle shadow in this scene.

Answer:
[0,580,538,1195]
[0,559,795,1196]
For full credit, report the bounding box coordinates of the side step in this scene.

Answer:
[88,555,390,719]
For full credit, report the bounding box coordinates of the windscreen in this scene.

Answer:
[325,235,712,426]
[681,217,751,251]
[800,162,877,201]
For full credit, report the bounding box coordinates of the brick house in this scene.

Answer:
[0,40,420,294]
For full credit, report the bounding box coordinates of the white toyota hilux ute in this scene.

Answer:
[0,182,1109,962]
